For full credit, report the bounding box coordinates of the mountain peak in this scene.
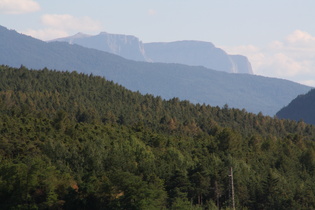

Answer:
[72,32,91,38]
[49,32,91,43]
[96,32,140,41]
[50,31,149,61]
[98,32,108,36]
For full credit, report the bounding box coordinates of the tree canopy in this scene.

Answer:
[0,65,315,209]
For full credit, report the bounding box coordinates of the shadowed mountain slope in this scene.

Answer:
[276,89,315,125]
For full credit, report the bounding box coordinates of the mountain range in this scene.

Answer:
[0,25,311,116]
[52,32,253,74]
[276,89,315,125]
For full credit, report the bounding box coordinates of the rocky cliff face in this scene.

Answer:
[229,55,253,74]
[144,41,253,74]
[52,32,150,62]
[52,33,253,74]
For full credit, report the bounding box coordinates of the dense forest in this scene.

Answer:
[1,65,315,209]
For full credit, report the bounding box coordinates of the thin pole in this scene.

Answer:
[229,167,235,210]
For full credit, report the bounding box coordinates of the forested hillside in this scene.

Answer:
[1,65,315,209]
[277,89,315,125]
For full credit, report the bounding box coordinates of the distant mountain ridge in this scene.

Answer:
[52,32,253,74]
[276,89,315,125]
[0,25,311,116]
[144,41,253,74]
[52,32,150,62]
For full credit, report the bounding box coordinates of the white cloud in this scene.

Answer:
[23,28,69,41]
[42,14,102,31]
[286,30,315,45]
[23,14,102,41]
[148,9,157,16]
[0,0,40,14]
[269,41,284,50]
[262,53,306,77]
[222,30,315,87]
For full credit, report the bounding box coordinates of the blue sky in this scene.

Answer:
[1,0,315,86]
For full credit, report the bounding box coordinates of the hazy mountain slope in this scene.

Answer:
[276,89,315,125]
[108,61,309,116]
[144,41,253,74]
[0,25,311,115]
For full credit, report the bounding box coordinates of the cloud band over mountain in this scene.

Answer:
[222,30,315,86]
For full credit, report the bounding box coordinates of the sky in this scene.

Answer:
[1,0,315,86]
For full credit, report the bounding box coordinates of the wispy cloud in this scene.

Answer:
[42,14,102,31]
[23,28,69,41]
[148,9,157,16]
[286,30,315,46]
[0,0,40,14]
[23,14,102,41]
[222,30,315,87]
